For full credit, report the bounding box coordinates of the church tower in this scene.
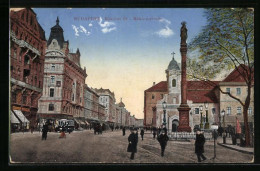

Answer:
[165,52,181,104]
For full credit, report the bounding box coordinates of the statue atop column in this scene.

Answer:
[180,21,187,45]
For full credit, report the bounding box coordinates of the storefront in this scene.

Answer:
[12,110,30,132]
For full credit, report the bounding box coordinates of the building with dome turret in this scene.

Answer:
[37,17,87,128]
[144,53,254,133]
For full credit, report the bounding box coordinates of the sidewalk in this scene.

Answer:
[217,136,254,154]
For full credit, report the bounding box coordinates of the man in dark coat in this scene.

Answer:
[127,128,138,159]
[122,127,126,136]
[140,129,144,140]
[157,130,169,156]
[42,124,48,140]
[195,130,207,162]
[153,127,157,139]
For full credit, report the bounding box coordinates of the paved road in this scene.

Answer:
[9,130,254,164]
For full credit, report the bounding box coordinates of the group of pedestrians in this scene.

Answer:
[126,127,169,159]
[126,127,207,162]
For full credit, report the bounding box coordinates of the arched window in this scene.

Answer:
[172,79,176,87]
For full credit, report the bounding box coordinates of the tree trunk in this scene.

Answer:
[243,85,251,147]
[243,106,250,147]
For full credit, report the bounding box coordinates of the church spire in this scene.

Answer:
[171,51,175,60]
[56,16,59,25]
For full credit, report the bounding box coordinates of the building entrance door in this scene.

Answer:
[172,119,179,132]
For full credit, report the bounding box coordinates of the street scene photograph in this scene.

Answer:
[9,7,254,164]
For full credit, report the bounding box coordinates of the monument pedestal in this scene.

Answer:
[177,104,191,132]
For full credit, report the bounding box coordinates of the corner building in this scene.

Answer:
[37,17,87,127]
[10,8,46,126]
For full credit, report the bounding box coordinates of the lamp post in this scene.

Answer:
[204,101,209,129]
[199,105,203,129]
[162,101,167,128]
[221,109,226,144]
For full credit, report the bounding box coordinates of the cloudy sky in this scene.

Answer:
[32,8,207,119]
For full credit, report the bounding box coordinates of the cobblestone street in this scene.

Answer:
[9,130,254,164]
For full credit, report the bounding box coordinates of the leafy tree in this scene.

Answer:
[188,8,254,146]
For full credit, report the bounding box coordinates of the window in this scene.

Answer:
[237,107,242,115]
[236,88,241,95]
[13,49,17,59]
[248,107,252,115]
[152,94,155,99]
[48,104,54,111]
[34,76,37,85]
[50,88,54,97]
[51,76,55,83]
[22,95,27,105]
[212,108,216,115]
[172,79,176,87]
[161,94,163,99]
[194,108,199,114]
[51,64,55,71]
[56,81,61,87]
[173,97,177,104]
[72,94,74,101]
[11,93,16,103]
[226,88,230,93]
[227,107,231,115]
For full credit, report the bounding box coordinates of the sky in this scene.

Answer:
[31,8,207,119]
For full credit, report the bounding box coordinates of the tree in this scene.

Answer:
[188,8,254,146]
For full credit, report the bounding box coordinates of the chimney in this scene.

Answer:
[153,82,155,86]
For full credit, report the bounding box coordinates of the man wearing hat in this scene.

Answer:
[127,127,138,159]
[195,129,207,162]
[157,129,169,157]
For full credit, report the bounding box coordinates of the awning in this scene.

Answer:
[13,110,30,123]
[74,118,85,125]
[11,111,20,124]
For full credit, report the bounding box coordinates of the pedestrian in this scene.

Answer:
[59,126,66,138]
[122,127,126,136]
[153,127,157,139]
[140,129,144,140]
[157,129,169,157]
[41,124,48,140]
[127,128,138,160]
[195,130,207,162]
[30,124,34,134]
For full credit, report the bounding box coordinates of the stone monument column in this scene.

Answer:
[177,22,191,132]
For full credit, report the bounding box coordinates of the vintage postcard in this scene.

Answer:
[9,6,255,165]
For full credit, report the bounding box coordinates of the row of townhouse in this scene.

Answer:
[9,8,142,132]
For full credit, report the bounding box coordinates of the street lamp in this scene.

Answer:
[204,101,209,129]
[221,109,226,144]
[162,101,167,127]
[199,105,203,129]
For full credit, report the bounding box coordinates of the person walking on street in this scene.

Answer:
[59,126,66,138]
[140,129,144,140]
[157,130,169,157]
[195,130,207,162]
[153,127,157,139]
[122,127,126,136]
[127,128,138,160]
[41,124,48,140]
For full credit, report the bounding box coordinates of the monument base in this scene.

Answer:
[177,104,191,132]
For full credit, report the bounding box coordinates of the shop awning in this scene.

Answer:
[13,110,30,123]
[11,111,20,124]
[74,118,85,125]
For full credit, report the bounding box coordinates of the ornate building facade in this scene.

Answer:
[10,8,46,126]
[94,88,116,126]
[144,55,254,132]
[37,17,87,126]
